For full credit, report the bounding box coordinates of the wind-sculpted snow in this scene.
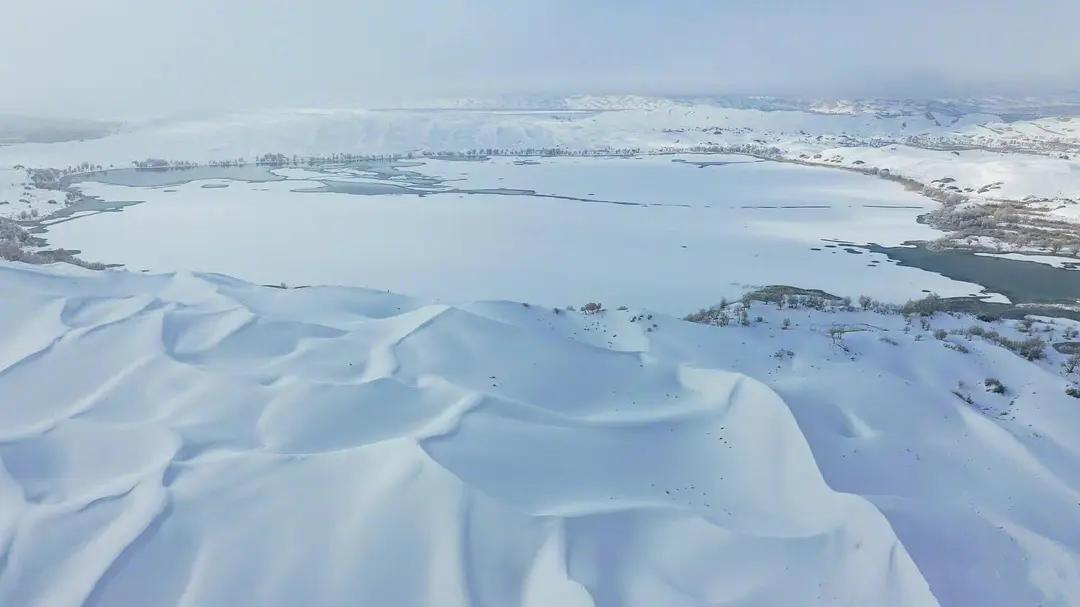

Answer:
[0,262,942,606]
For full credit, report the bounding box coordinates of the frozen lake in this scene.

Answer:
[45,154,998,313]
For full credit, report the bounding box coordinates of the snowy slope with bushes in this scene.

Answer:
[0,168,68,221]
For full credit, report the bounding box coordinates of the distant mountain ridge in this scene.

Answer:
[401,94,1080,121]
[0,115,117,144]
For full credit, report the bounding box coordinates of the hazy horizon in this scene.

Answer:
[3,0,1079,120]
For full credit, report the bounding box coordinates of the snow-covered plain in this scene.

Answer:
[1,261,1078,606]
[43,155,1001,313]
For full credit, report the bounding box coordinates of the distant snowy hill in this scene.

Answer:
[1,261,1078,606]
[0,95,1077,200]
[399,94,688,111]
[0,115,116,144]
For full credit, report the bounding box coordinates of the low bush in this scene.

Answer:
[901,293,947,316]
[685,305,731,326]
[957,325,1046,360]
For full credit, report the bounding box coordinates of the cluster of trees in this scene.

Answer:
[952,325,1046,360]
[0,217,104,269]
[132,158,197,169]
[207,158,247,167]
[925,200,1080,256]
[256,153,290,165]
[684,302,752,327]
[238,145,799,170]
[28,164,108,189]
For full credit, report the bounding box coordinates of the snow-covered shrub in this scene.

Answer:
[902,293,946,316]
[737,307,750,326]
[1012,337,1047,361]
[962,330,1045,361]
[1063,353,1080,374]
[685,305,730,326]
[582,302,604,314]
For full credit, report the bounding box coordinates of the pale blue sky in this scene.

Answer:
[2,0,1078,118]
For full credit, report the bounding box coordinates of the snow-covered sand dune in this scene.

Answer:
[0,261,936,606]
[2,262,1078,605]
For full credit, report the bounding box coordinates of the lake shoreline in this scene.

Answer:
[11,153,1080,317]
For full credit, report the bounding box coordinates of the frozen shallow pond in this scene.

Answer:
[45,154,998,313]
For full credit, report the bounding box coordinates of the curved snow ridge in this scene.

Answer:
[0,262,936,606]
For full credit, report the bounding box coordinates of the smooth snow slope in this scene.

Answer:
[0,262,940,606]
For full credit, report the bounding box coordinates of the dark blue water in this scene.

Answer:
[867,244,1080,304]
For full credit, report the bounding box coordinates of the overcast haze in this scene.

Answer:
[2,0,1079,119]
